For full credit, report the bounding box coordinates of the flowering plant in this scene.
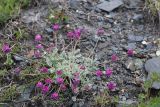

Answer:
[45,48,97,91]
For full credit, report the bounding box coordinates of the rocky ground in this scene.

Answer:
[0,0,160,107]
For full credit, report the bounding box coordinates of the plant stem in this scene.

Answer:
[74,40,79,52]
[89,40,99,58]
[62,40,74,51]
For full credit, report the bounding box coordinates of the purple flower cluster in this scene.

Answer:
[36,79,51,94]
[95,70,103,77]
[14,67,21,75]
[34,50,41,58]
[34,34,43,58]
[36,44,43,49]
[45,78,53,84]
[127,49,134,56]
[52,24,60,31]
[106,81,116,91]
[111,54,118,62]
[67,28,82,40]
[35,34,42,41]
[56,70,63,75]
[97,28,105,35]
[36,81,43,88]
[51,92,59,100]
[2,44,11,54]
[106,68,112,77]
[42,85,49,94]
[56,77,64,84]
[40,67,48,73]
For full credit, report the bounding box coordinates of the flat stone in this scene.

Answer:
[145,57,160,89]
[97,0,123,12]
[128,35,144,42]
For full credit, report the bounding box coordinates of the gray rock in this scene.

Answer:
[145,57,160,89]
[133,14,143,21]
[122,96,126,101]
[126,0,142,8]
[92,85,98,90]
[134,59,143,69]
[72,96,77,102]
[21,6,48,31]
[22,11,41,24]
[78,101,85,107]
[17,86,34,102]
[94,7,102,12]
[69,0,80,10]
[146,43,153,50]
[145,57,160,73]
[97,0,123,12]
[72,103,78,107]
[125,59,135,71]
[13,55,24,61]
[128,43,136,49]
[0,103,9,107]
[117,99,138,107]
[128,35,143,42]
[45,28,53,35]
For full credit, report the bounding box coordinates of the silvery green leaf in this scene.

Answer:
[74,49,80,55]
[75,54,82,58]
[46,57,52,66]
[49,69,55,73]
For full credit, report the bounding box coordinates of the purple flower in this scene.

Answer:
[67,28,82,40]
[60,84,67,91]
[36,81,43,88]
[2,44,11,53]
[51,92,59,100]
[56,70,63,76]
[79,65,85,70]
[35,34,42,41]
[71,85,79,94]
[127,49,134,56]
[52,24,60,31]
[45,78,53,84]
[106,81,116,91]
[106,68,112,77]
[74,28,81,39]
[14,67,21,74]
[73,78,80,86]
[42,85,49,94]
[56,77,64,84]
[73,72,80,78]
[67,31,74,39]
[40,67,48,73]
[36,44,43,49]
[111,54,118,62]
[97,28,105,35]
[95,70,103,77]
[34,50,41,58]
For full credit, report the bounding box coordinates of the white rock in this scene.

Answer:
[156,50,160,56]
